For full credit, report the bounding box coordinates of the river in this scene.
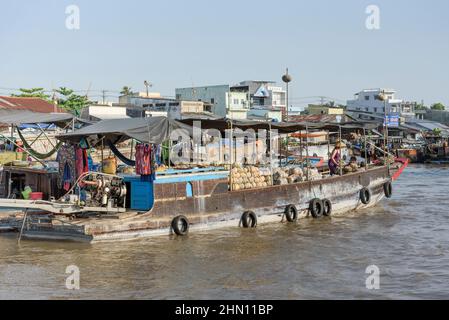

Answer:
[0,164,448,299]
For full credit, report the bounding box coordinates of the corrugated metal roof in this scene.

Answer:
[0,96,63,113]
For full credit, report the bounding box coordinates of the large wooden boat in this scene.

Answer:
[0,117,409,243]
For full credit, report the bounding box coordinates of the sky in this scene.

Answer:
[0,0,448,109]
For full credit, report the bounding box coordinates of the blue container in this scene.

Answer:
[123,177,154,211]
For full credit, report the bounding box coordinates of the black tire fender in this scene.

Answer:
[309,199,324,218]
[360,188,371,205]
[284,205,298,222]
[384,181,393,198]
[322,199,332,217]
[241,211,257,228]
[172,215,189,236]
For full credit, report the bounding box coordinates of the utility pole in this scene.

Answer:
[144,81,152,97]
[102,90,107,104]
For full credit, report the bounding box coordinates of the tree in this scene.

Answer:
[11,88,50,101]
[431,103,446,111]
[415,103,428,111]
[120,86,133,96]
[56,87,91,116]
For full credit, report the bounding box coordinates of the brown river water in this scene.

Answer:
[0,164,448,300]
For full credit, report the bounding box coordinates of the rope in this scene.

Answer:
[16,128,62,159]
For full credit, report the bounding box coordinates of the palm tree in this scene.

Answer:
[120,86,133,96]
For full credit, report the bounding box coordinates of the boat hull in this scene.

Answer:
[14,164,404,243]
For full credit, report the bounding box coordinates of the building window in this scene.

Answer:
[374,108,378,113]
[365,96,370,101]
[211,98,215,104]
[233,99,239,105]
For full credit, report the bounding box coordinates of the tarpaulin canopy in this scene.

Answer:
[57,117,175,146]
[0,109,75,127]
[57,116,379,147]
[179,118,379,133]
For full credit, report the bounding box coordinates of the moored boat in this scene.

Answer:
[0,117,408,243]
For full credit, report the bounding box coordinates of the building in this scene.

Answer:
[175,81,287,122]
[81,104,130,121]
[175,85,249,120]
[118,92,212,120]
[305,104,344,115]
[233,81,286,122]
[0,96,62,113]
[346,89,416,122]
[421,109,449,126]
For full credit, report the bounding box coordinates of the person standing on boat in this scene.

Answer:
[329,140,343,175]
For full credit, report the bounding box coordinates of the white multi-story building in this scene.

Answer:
[175,85,250,120]
[347,88,416,121]
[175,81,287,121]
[118,92,211,119]
[233,81,286,122]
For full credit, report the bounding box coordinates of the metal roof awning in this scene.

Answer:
[0,109,75,127]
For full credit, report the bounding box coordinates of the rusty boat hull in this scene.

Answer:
[12,161,408,243]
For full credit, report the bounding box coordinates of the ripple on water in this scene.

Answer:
[1,165,449,299]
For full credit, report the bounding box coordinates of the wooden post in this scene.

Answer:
[269,122,274,186]
[101,137,104,172]
[130,139,135,161]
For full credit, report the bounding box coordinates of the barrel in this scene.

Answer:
[102,156,117,175]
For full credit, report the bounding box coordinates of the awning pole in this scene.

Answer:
[339,126,343,176]
[36,123,57,149]
[305,125,310,181]
[269,122,273,186]
[364,128,368,171]
[229,121,233,190]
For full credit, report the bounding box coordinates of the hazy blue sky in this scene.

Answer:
[1,0,448,108]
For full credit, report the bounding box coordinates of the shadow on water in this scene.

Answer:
[1,165,449,299]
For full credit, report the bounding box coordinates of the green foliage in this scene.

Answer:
[433,128,442,136]
[120,86,133,96]
[431,103,446,111]
[56,87,91,116]
[11,88,50,101]
[415,103,428,111]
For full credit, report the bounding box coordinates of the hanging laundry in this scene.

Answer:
[75,146,89,188]
[75,147,89,178]
[57,144,76,190]
[135,144,152,175]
